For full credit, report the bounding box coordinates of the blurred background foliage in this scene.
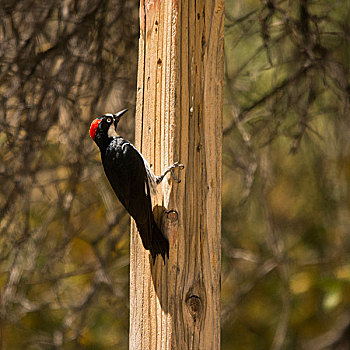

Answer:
[0,0,349,349]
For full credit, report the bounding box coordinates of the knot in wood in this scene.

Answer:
[185,294,202,322]
[166,210,178,223]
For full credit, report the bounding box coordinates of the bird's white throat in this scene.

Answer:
[108,126,119,138]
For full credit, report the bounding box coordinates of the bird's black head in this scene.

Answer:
[89,109,128,148]
[89,113,114,141]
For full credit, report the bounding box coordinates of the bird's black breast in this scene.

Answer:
[103,137,126,164]
[101,136,151,224]
[98,136,169,257]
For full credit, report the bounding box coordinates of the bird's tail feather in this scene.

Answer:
[150,220,169,263]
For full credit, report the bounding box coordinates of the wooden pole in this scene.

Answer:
[130,0,224,348]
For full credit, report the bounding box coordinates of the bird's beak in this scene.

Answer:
[113,108,128,121]
[113,108,128,130]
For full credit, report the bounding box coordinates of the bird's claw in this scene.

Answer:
[156,161,185,184]
[170,169,181,183]
[169,162,184,183]
[172,162,185,170]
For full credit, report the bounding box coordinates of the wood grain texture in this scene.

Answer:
[130,0,224,348]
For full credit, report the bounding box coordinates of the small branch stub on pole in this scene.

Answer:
[130,0,224,348]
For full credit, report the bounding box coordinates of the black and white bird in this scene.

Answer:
[89,109,183,262]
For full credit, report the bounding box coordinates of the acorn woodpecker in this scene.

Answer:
[89,109,184,262]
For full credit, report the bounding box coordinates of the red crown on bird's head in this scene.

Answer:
[89,118,102,140]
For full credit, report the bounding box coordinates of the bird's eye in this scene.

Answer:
[106,117,112,123]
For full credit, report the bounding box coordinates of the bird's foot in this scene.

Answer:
[156,162,185,184]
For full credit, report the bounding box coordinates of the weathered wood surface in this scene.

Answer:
[130,0,224,348]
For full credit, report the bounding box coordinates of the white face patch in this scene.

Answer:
[104,113,118,138]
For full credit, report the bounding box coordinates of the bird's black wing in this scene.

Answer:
[102,141,153,250]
